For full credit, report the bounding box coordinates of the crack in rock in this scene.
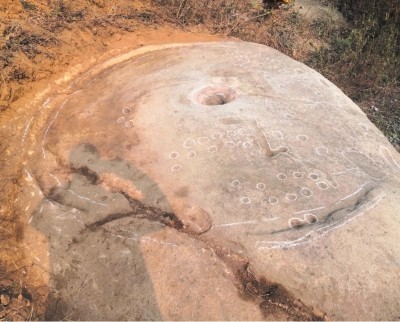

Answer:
[210,244,326,320]
[323,187,375,222]
[84,191,183,231]
[36,154,327,320]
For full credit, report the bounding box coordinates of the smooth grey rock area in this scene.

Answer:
[27,42,400,320]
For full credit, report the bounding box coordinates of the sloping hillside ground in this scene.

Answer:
[0,0,398,319]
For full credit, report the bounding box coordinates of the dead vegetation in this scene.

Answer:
[0,0,158,110]
[0,254,48,320]
[150,0,315,59]
[308,0,399,149]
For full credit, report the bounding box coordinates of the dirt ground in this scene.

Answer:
[0,0,398,319]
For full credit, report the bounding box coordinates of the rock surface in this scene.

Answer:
[23,42,400,319]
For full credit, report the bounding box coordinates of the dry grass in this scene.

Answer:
[0,0,157,109]
[150,0,315,60]
[0,260,48,321]
[307,0,399,148]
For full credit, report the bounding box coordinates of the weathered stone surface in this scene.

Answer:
[25,42,400,319]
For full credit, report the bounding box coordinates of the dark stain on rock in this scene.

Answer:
[84,191,183,231]
[15,223,24,242]
[323,187,374,223]
[70,165,99,184]
[80,143,98,155]
[44,294,69,321]
[213,246,325,320]
[174,186,189,198]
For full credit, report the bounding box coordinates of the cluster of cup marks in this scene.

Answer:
[167,126,268,172]
[231,171,326,230]
[116,106,135,128]
[170,46,378,230]
[168,126,334,230]
[234,149,330,229]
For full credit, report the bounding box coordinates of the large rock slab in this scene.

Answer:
[25,42,400,319]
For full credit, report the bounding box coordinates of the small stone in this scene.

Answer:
[0,103,9,112]
[1,293,11,306]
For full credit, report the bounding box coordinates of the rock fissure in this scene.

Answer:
[84,191,184,231]
[323,187,375,222]
[52,163,326,320]
[210,246,325,320]
[69,166,100,185]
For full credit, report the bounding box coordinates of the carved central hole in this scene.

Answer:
[194,86,237,106]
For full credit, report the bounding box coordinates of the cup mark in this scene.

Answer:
[256,183,266,190]
[169,152,179,159]
[297,135,308,142]
[171,164,182,172]
[231,179,241,187]
[198,137,209,145]
[277,173,287,180]
[183,139,195,148]
[317,181,329,190]
[117,116,126,124]
[300,187,313,197]
[285,193,297,201]
[122,107,132,114]
[240,197,251,204]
